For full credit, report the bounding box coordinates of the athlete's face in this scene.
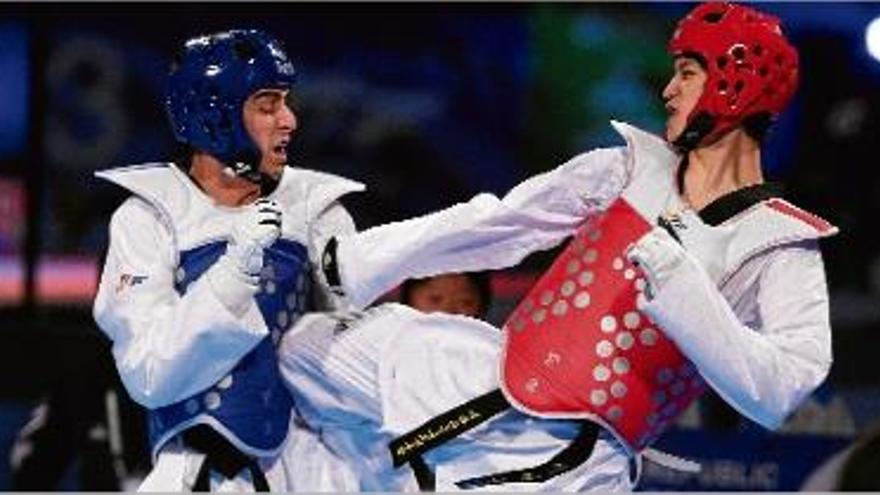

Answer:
[407,274,484,318]
[661,57,707,143]
[242,88,297,178]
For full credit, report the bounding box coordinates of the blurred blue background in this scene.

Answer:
[0,2,879,491]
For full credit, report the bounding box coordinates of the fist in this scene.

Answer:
[227,198,283,275]
[625,226,687,299]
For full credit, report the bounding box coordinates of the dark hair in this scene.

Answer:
[400,271,492,317]
[679,51,708,69]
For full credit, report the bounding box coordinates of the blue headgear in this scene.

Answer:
[165,29,296,178]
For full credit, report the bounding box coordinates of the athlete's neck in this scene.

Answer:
[189,151,261,207]
[682,129,764,211]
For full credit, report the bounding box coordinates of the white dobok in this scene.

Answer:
[278,122,835,491]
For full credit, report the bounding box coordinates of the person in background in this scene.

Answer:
[801,420,880,491]
[400,272,491,320]
[9,350,149,491]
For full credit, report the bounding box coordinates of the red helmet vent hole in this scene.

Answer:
[717,56,729,69]
[702,12,724,23]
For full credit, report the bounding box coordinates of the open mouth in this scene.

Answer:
[272,143,288,161]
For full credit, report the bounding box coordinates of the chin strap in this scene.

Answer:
[225,146,264,184]
[222,159,282,198]
[259,173,280,196]
[672,111,716,152]
[225,162,262,184]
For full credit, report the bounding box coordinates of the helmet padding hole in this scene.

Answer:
[233,40,257,61]
[702,12,724,23]
[732,45,746,60]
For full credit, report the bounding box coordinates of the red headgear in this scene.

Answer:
[668,2,799,149]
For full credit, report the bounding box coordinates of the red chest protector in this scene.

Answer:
[500,197,706,454]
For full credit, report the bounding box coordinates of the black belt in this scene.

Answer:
[455,420,599,489]
[182,425,270,492]
[389,389,600,491]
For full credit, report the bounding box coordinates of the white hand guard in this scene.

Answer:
[669,210,735,286]
[225,198,283,276]
[625,226,688,299]
[206,198,282,317]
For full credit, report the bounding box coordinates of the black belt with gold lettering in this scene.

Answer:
[388,389,600,491]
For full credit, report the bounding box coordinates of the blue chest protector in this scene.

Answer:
[147,238,313,458]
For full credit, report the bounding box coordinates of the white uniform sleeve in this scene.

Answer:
[337,147,630,309]
[641,240,833,429]
[93,197,269,408]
